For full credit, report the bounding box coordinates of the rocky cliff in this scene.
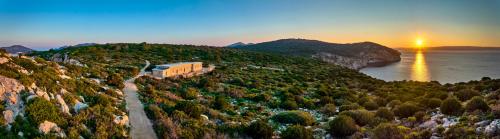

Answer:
[233,39,401,69]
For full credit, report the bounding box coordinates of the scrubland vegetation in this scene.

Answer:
[1,43,499,138]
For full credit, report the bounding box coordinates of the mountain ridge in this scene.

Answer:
[0,45,35,54]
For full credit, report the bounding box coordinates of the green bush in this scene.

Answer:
[363,101,379,110]
[455,89,481,101]
[25,98,66,126]
[387,100,402,108]
[328,115,359,137]
[271,111,315,126]
[425,98,442,109]
[281,100,299,110]
[106,73,124,89]
[213,95,231,110]
[441,97,464,116]
[281,125,313,139]
[393,102,421,118]
[175,101,203,118]
[339,110,375,126]
[375,107,394,121]
[465,96,490,112]
[246,120,273,139]
[339,104,361,112]
[372,123,404,139]
[181,87,199,100]
[320,104,336,116]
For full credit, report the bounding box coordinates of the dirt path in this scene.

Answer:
[123,60,157,139]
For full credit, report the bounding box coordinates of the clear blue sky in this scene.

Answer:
[1,0,499,50]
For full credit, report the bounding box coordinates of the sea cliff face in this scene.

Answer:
[313,47,401,69]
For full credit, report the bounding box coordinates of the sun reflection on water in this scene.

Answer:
[411,50,429,81]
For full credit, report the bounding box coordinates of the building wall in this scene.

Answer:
[161,62,203,78]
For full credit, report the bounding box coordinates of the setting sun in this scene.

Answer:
[415,38,424,48]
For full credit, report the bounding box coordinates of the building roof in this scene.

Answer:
[152,62,202,70]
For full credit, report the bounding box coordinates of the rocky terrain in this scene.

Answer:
[0,49,129,138]
[232,39,401,69]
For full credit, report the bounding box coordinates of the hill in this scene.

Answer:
[233,39,401,69]
[0,45,34,54]
[28,43,500,139]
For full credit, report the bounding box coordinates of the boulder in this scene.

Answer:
[3,110,14,124]
[0,57,9,64]
[56,95,71,115]
[0,75,25,103]
[113,115,129,126]
[73,100,88,112]
[485,119,500,136]
[38,121,61,134]
[475,120,491,127]
[35,89,50,100]
[419,120,438,129]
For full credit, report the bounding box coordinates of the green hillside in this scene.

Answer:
[0,43,496,138]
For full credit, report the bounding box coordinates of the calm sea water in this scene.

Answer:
[360,48,500,84]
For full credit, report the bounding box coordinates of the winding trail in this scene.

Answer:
[123,60,157,139]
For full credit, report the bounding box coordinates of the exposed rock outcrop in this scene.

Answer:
[73,100,88,112]
[0,57,9,64]
[38,121,65,137]
[3,110,14,124]
[50,53,84,66]
[56,95,71,115]
[0,76,25,104]
[113,115,129,126]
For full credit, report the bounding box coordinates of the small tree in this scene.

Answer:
[441,97,463,116]
[281,125,313,139]
[393,102,421,118]
[328,115,359,137]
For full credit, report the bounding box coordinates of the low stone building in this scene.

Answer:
[152,62,203,78]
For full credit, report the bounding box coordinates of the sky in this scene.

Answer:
[1,0,499,50]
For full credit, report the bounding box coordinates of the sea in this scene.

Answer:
[360,48,500,84]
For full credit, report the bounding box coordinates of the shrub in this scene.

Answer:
[320,104,336,116]
[426,98,442,109]
[339,110,375,126]
[281,100,299,110]
[414,111,426,122]
[246,120,273,139]
[328,115,359,137]
[271,111,315,126]
[213,95,231,110]
[441,97,464,116]
[393,102,421,118]
[25,98,66,126]
[465,96,490,112]
[181,87,198,100]
[175,101,203,118]
[455,89,481,101]
[375,107,394,121]
[372,123,404,139]
[106,73,124,89]
[281,125,313,139]
[363,101,379,110]
[387,100,402,108]
[339,104,361,112]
